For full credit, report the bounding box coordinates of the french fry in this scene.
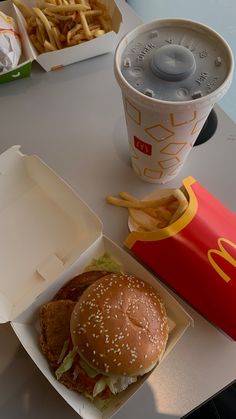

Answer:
[129,209,163,231]
[143,206,172,223]
[93,29,105,37]
[36,17,46,44]
[169,189,188,224]
[79,10,92,39]
[44,10,74,20]
[33,7,57,48]
[106,187,189,231]
[13,0,34,17]
[106,195,176,209]
[44,4,90,12]
[44,39,57,51]
[52,25,62,48]
[30,34,45,53]
[67,22,82,43]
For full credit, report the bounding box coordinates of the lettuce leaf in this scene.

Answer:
[79,358,100,378]
[92,375,137,398]
[85,252,122,273]
[57,339,69,365]
[93,378,107,397]
[55,349,76,380]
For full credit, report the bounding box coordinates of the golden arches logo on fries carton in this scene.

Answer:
[12,0,122,71]
[106,176,236,340]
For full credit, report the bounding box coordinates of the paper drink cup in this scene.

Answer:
[114,19,234,183]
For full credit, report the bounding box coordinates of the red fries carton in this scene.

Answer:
[125,176,236,340]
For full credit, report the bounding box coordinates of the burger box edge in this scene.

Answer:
[12,0,123,73]
[0,145,193,419]
[0,0,32,84]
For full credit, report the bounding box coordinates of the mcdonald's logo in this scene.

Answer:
[134,136,152,156]
[208,238,236,283]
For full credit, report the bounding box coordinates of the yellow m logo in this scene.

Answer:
[208,238,236,283]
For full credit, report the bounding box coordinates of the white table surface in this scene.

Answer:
[0,1,236,418]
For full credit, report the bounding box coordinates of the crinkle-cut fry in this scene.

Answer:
[79,10,92,39]
[33,7,57,48]
[106,194,176,209]
[13,0,34,17]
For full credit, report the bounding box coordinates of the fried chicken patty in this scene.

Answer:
[39,271,112,397]
[53,270,109,301]
[40,300,75,367]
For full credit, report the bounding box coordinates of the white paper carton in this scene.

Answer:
[0,1,32,84]
[13,0,122,72]
[0,146,193,419]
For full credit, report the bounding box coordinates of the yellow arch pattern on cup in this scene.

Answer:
[144,124,175,142]
[170,111,197,127]
[160,142,191,155]
[143,168,163,179]
[191,113,210,135]
[125,98,141,125]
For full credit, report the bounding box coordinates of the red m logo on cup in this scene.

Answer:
[134,136,152,155]
[208,238,236,283]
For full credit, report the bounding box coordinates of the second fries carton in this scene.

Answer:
[125,176,236,341]
[13,0,122,72]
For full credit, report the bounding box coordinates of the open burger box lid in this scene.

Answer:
[12,0,122,73]
[0,145,193,419]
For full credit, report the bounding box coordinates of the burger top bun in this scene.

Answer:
[70,273,169,377]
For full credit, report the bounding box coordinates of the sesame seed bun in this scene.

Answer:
[70,273,169,377]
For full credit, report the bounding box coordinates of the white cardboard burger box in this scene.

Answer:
[13,0,122,72]
[0,1,32,84]
[0,145,193,419]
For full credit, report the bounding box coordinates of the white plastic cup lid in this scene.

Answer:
[120,19,234,102]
